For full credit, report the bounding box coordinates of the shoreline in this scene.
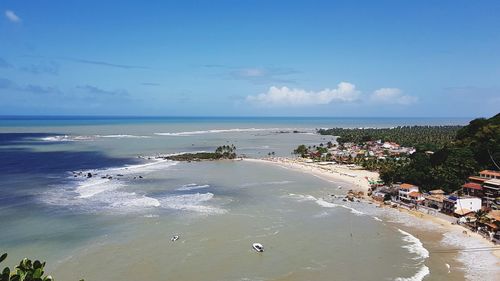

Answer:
[244,157,378,193]
[244,157,500,279]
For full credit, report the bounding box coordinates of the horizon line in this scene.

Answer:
[0,115,480,119]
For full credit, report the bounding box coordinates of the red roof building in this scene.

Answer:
[462,182,483,198]
[479,170,500,180]
[468,176,488,184]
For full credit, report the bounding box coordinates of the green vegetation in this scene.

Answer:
[292,144,330,160]
[380,113,500,193]
[166,145,237,161]
[293,144,309,157]
[318,126,461,151]
[0,253,83,281]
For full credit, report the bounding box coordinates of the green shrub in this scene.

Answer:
[0,253,83,281]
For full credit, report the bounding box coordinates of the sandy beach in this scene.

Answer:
[245,157,500,280]
[244,157,378,193]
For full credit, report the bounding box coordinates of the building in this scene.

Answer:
[485,210,500,243]
[468,176,488,185]
[467,170,500,185]
[409,191,425,204]
[442,196,482,216]
[372,188,390,202]
[479,170,500,180]
[424,189,446,210]
[483,179,500,210]
[398,183,420,204]
[462,182,483,198]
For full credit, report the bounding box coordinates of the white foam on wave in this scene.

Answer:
[241,181,293,187]
[441,231,500,281]
[98,134,151,139]
[38,134,151,142]
[398,229,429,259]
[74,159,178,199]
[315,198,365,216]
[176,183,210,191]
[42,159,177,212]
[394,229,430,281]
[107,192,161,208]
[373,216,383,222]
[143,214,159,218]
[75,178,123,199]
[315,198,339,207]
[287,193,318,202]
[154,127,313,136]
[38,135,95,142]
[286,195,367,216]
[158,192,226,214]
[394,265,430,281]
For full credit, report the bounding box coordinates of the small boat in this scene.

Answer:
[252,243,264,252]
[171,235,179,242]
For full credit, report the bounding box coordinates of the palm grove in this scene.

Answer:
[307,113,500,194]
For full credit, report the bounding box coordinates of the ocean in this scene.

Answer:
[1,116,495,281]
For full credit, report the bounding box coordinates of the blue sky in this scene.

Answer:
[1,0,499,117]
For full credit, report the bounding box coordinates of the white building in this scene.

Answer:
[398,183,423,204]
[443,196,482,216]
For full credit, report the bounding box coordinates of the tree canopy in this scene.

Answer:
[379,113,500,193]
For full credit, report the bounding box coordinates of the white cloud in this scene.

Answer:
[5,10,21,23]
[370,88,418,105]
[246,82,360,107]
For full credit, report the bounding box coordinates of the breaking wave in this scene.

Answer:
[442,231,500,281]
[176,183,211,191]
[158,192,226,214]
[37,134,151,142]
[398,229,429,259]
[154,127,313,136]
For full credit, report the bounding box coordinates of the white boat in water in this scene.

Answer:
[171,235,179,242]
[252,243,264,252]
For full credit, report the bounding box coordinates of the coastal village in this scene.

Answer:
[295,139,500,245]
[370,170,500,244]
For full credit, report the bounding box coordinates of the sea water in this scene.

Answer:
[1,116,490,281]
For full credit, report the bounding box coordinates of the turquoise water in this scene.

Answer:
[0,117,480,281]
[0,116,470,127]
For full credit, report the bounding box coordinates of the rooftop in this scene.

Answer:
[468,176,488,183]
[399,183,418,190]
[424,194,445,202]
[462,182,482,190]
[479,170,500,177]
[445,195,481,201]
[454,208,473,216]
[487,210,500,222]
[484,179,500,186]
[409,191,421,198]
[429,189,445,195]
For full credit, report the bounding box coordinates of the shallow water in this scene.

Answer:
[1,117,491,281]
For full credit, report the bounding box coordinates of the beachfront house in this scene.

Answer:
[479,170,500,180]
[442,196,482,217]
[483,179,500,210]
[372,187,391,202]
[467,175,488,185]
[424,189,446,210]
[484,210,500,243]
[397,183,423,205]
[467,170,499,185]
[462,182,483,198]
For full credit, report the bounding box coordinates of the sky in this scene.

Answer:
[0,0,499,117]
